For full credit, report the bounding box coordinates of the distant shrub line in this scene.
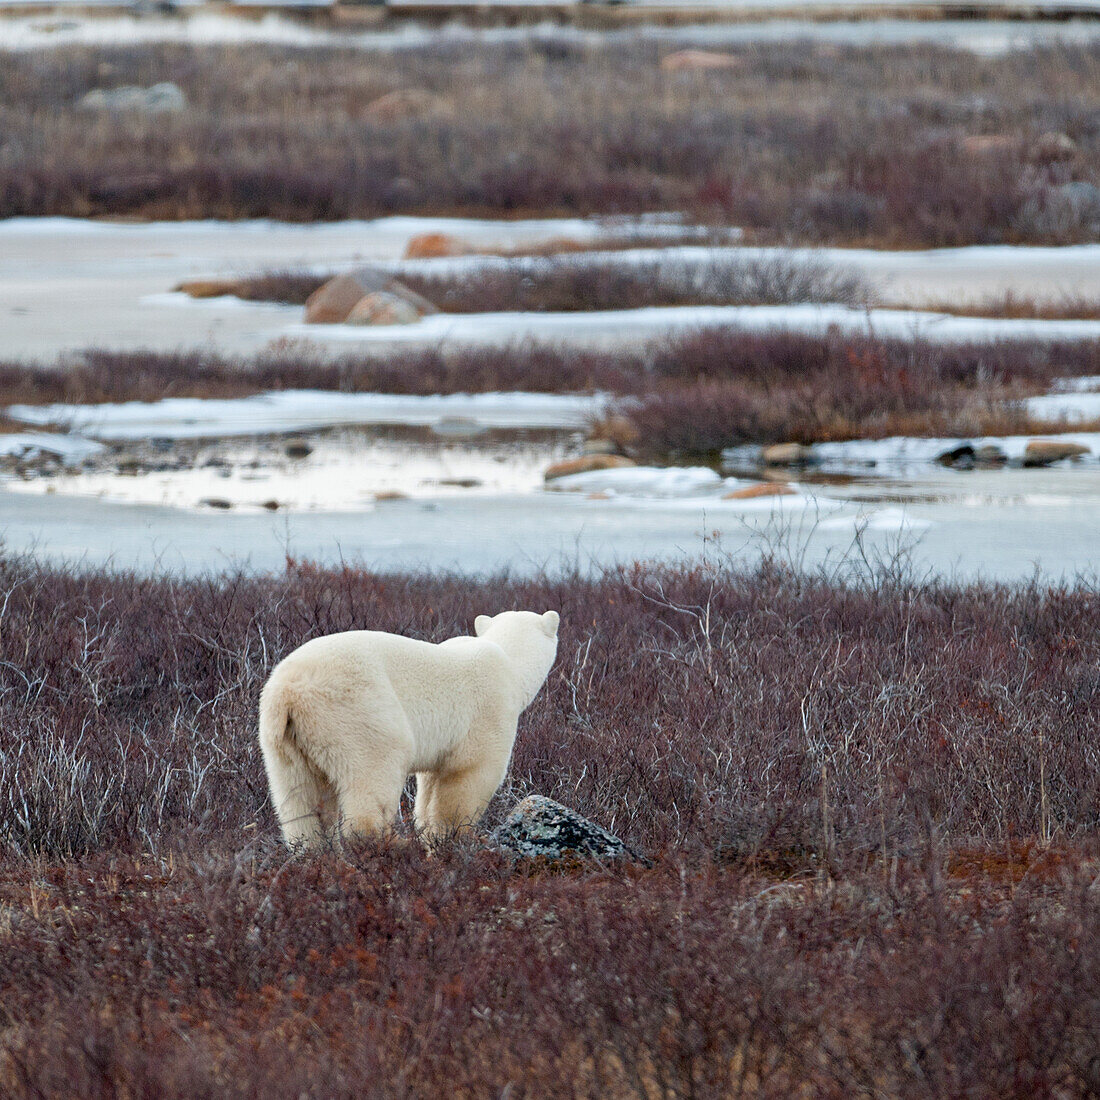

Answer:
[3,39,1100,245]
[224,253,870,313]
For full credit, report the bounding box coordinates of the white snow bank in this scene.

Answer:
[807,431,1100,472]
[544,463,837,511]
[1024,392,1100,423]
[0,212,699,247]
[548,466,724,497]
[0,432,104,464]
[1051,375,1100,393]
[289,302,1100,348]
[4,13,1100,57]
[6,391,609,440]
[4,434,559,513]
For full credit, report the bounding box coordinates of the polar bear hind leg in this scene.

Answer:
[330,751,410,841]
[415,763,508,844]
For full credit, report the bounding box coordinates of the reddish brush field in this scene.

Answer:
[1,554,1099,1095]
[4,39,1100,246]
[5,332,1099,457]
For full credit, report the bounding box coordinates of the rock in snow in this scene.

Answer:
[1023,439,1092,466]
[79,82,187,114]
[493,795,647,864]
[346,291,425,326]
[305,272,437,325]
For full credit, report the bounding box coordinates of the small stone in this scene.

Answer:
[374,491,409,501]
[403,233,474,260]
[285,441,313,459]
[1022,440,1091,466]
[974,444,1008,467]
[492,796,647,865]
[1033,131,1077,162]
[79,81,187,114]
[436,477,482,488]
[544,455,635,481]
[936,443,976,470]
[761,442,812,467]
[200,497,233,510]
[722,482,796,500]
[175,279,242,299]
[261,499,280,511]
[660,49,742,72]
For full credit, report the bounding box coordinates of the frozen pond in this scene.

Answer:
[4,464,1100,581]
[5,214,1100,580]
[7,218,1100,361]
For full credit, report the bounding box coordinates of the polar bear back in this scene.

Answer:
[269,629,520,758]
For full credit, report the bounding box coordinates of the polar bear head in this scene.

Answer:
[474,610,559,702]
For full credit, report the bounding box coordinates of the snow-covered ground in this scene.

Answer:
[291,303,1100,348]
[0,215,712,361]
[4,467,1098,579]
[7,391,609,440]
[5,12,1100,57]
[1024,377,1100,424]
[2,434,566,512]
[9,218,1100,361]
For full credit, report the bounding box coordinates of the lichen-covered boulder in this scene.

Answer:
[493,796,646,864]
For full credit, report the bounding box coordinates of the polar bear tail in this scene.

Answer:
[258,678,330,848]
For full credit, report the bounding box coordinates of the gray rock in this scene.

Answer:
[936,443,975,470]
[975,444,1008,467]
[346,291,425,326]
[305,272,437,325]
[1022,439,1091,466]
[79,82,187,114]
[761,442,813,467]
[492,795,647,864]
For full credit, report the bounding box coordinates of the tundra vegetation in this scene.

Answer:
[1,554,1099,1095]
[5,331,1100,459]
[210,254,871,313]
[4,38,1100,245]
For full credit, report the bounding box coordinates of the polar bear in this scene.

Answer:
[258,610,559,848]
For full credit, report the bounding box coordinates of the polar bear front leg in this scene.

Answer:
[414,762,508,845]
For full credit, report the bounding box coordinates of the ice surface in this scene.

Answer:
[6,391,609,440]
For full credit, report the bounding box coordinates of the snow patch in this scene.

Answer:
[6,391,609,441]
[0,432,104,464]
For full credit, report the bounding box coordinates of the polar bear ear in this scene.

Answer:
[541,610,560,637]
[474,615,493,636]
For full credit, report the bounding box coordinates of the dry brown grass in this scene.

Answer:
[2,557,1100,1096]
[3,38,1100,245]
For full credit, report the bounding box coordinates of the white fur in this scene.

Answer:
[258,610,559,847]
